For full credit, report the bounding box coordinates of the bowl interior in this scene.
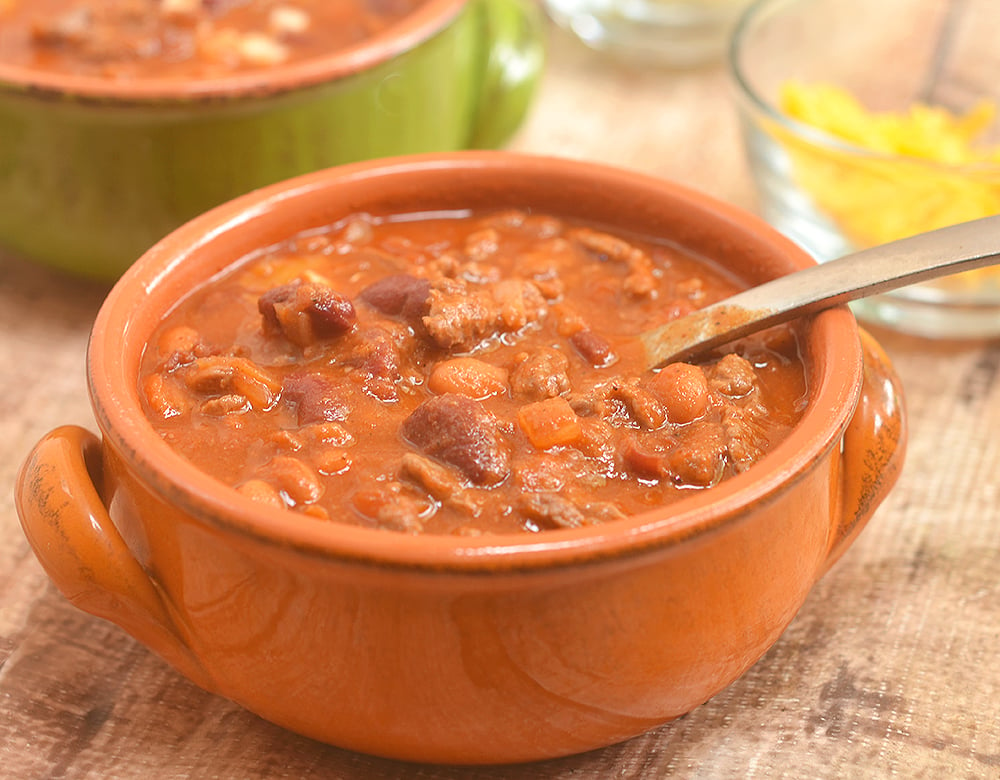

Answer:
[90,152,863,570]
[0,0,466,100]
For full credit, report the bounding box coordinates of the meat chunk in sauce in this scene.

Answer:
[140,209,807,535]
[509,347,571,401]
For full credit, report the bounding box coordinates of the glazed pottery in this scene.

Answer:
[0,0,545,280]
[15,152,906,765]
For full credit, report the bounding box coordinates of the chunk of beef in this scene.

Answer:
[351,482,429,533]
[348,327,402,401]
[421,278,548,352]
[620,424,728,487]
[707,353,758,397]
[259,281,356,347]
[569,227,659,298]
[422,279,494,351]
[517,492,606,530]
[720,406,768,471]
[509,347,571,400]
[399,453,482,516]
[665,423,729,487]
[610,380,667,430]
[183,355,280,411]
[401,394,510,486]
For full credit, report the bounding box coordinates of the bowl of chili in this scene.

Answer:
[15,151,906,764]
[0,0,545,280]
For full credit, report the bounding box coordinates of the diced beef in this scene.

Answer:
[610,380,667,430]
[707,353,758,397]
[518,492,588,530]
[400,452,467,499]
[720,406,768,471]
[570,227,658,298]
[401,394,510,486]
[422,279,494,351]
[351,482,429,533]
[509,347,571,400]
[348,327,402,401]
[620,424,728,487]
[421,278,548,352]
[665,423,729,487]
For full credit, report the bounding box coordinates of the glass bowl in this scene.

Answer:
[730,0,1000,339]
[543,0,755,68]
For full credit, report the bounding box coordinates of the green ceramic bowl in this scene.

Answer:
[0,0,545,280]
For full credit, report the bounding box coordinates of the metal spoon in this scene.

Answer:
[642,214,1000,368]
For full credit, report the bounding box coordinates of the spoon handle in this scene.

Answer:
[643,214,1000,368]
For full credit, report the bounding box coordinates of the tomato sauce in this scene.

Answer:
[139,209,809,535]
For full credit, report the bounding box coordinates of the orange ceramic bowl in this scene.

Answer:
[15,152,906,765]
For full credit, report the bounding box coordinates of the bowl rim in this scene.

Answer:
[728,0,1000,175]
[0,0,465,103]
[88,150,863,573]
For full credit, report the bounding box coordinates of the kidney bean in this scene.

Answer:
[259,281,356,347]
[402,394,510,486]
[619,435,676,480]
[570,329,616,368]
[282,372,349,424]
[359,274,431,324]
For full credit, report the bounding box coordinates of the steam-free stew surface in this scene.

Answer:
[0,0,426,79]
[140,210,808,535]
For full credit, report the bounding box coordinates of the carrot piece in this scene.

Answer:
[517,397,582,450]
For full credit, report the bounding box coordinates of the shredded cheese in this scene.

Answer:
[778,81,1000,289]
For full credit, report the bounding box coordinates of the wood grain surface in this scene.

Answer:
[2,25,999,780]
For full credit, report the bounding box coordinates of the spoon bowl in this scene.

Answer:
[643,214,1000,368]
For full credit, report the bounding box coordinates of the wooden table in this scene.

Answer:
[3,27,999,779]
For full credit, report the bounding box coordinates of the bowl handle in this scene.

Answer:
[826,329,907,570]
[468,0,546,149]
[15,425,213,690]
